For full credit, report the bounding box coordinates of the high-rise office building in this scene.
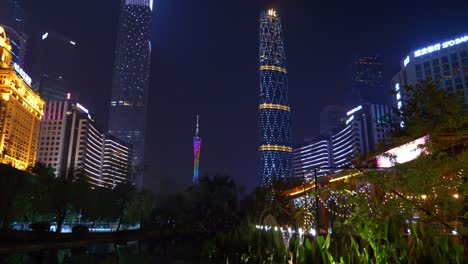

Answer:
[0,26,44,170]
[2,25,27,67]
[33,31,76,101]
[392,34,468,112]
[7,0,25,31]
[102,135,133,189]
[319,105,347,136]
[293,104,394,178]
[36,100,69,174]
[0,1,27,67]
[193,115,201,184]
[258,9,293,186]
[292,138,331,178]
[32,75,68,101]
[37,101,133,188]
[109,0,153,189]
[351,55,385,104]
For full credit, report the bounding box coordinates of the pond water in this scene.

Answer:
[1,237,206,264]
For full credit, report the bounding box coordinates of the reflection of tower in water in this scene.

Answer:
[193,115,202,184]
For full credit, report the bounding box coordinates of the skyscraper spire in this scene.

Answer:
[258,9,293,186]
[195,114,200,137]
[193,114,202,184]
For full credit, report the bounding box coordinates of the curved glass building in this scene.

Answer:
[258,9,293,186]
[109,0,153,188]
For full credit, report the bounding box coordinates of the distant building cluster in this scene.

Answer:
[37,101,133,188]
[294,104,394,178]
[0,0,149,190]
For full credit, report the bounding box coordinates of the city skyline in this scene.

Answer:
[0,0,466,192]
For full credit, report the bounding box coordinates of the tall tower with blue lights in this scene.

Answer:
[109,0,153,189]
[258,9,293,186]
[193,115,201,184]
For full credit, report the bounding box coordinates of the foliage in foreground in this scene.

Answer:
[203,221,465,264]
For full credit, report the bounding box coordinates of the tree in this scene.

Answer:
[393,79,468,145]
[0,164,30,230]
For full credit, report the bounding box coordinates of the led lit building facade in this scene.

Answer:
[102,135,133,189]
[193,115,201,184]
[109,0,153,188]
[0,26,44,170]
[392,34,468,112]
[258,9,293,186]
[37,101,133,188]
[293,104,394,178]
[292,138,331,178]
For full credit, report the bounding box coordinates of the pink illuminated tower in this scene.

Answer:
[193,115,202,184]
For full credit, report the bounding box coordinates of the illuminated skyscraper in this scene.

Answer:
[0,26,44,170]
[193,115,201,184]
[258,9,293,186]
[392,33,468,112]
[109,0,153,188]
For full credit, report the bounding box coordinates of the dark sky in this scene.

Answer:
[1,0,467,193]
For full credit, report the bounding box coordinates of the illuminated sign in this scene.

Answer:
[67,93,71,100]
[76,103,89,114]
[13,63,32,86]
[268,9,277,17]
[413,35,468,58]
[376,135,429,168]
[395,83,402,109]
[403,56,410,67]
[347,105,362,116]
[395,82,404,127]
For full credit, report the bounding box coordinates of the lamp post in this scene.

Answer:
[314,167,320,234]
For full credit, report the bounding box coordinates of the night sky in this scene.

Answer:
[1,0,467,193]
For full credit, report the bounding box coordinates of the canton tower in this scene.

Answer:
[193,115,201,184]
[258,9,293,186]
[108,0,153,189]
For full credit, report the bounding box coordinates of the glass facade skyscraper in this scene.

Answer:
[258,9,293,186]
[351,55,385,105]
[109,0,153,188]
